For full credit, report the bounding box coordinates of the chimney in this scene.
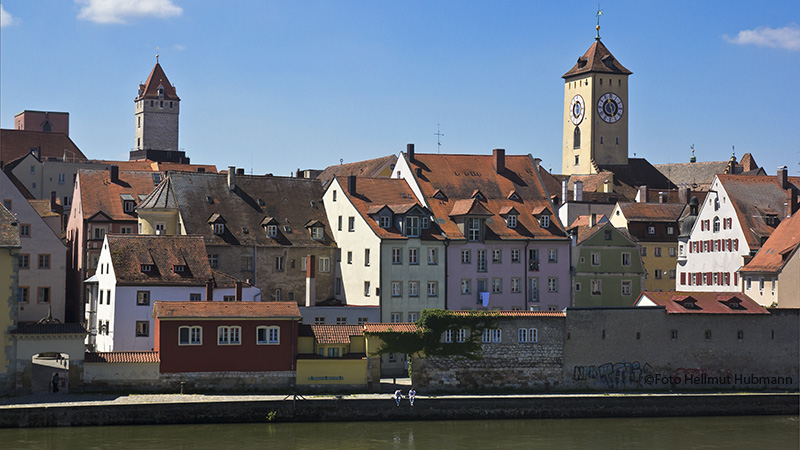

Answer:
[493,149,505,174]
[296,168,301,178]
[407,143,415,163]
[228,166,236,190]
[679,185,690,204]
[590,213,597,227]
[347,175,357,195]
[561,179,568,206]
[305,255,316,307]
[235,281,243,301]
[659,192,668,203]
[110,165,119,183]
[777,166,789,190]
[638,185,648,203]
[236,168,245,176]
[50,191,57,211]
[206,280,214,301]
[573,180,583,202]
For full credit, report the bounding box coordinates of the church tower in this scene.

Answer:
[131,58,189,163]
[561,23,631,175]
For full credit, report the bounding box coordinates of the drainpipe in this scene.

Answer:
[443,238,450,310]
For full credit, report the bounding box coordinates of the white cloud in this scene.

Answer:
[1,4,15,28]
[173,44,186,51]
[724,24,800,51]
[76,0,182,24]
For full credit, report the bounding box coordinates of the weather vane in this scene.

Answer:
[595,5,603,40]
[156,46,160,63]
[435,123,444,154]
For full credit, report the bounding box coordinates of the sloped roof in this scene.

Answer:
[655,161,732,190]
[449,310,566,317]
[363,323,420,333]
[0,129,87,165]
[338,177,440,240]
[136,62,180,101]
[562,40,632,78]
[138,172,334,248]
[740,211,800,274]
[13,323,86,334]
[598,158,675,191]
[306,324,364,344]
[637,291,768,314]
[28,199,60,218]
[78,169,160,221]
[719,174,800,250]
[405,152,567,241]
[317,154,397,185]
[107,235,212,286]
[154,300,301,319]
[616,202,686,222]
[85,351,160,363]
[92,159,216,174]
[136,174,178,210]
[0,204,21,248]
[210,268,255,289]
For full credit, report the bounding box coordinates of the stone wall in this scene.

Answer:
[411,316,565,392]
[158,371,295,393]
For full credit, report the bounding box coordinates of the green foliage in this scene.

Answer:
[369,309,498,360]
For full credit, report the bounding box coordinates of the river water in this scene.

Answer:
[1,415,797,449]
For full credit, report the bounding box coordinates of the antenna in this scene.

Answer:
[434,123,444,154]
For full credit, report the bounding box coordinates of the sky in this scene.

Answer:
[1,1,799,177]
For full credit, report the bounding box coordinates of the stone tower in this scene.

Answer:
[131,59,189,163]
[561,36,631,175]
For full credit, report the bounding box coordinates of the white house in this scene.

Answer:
[86,234,260,352]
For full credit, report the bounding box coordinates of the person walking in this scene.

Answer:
[51,372,60,393]
[394,389,403,406]
[408,388,416,406]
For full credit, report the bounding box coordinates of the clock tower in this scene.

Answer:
[561,33,631,175]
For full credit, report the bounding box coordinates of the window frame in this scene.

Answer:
[179,326,203,345]
[257,326,281,345]
[217,326,242,345]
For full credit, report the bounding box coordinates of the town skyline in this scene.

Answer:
[1,0,799,176]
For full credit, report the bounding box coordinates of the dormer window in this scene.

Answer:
[152,173,162,185]
[121,194,136,213]
[405,216,420,237]
[507,191,521,201]
[472,190,486,201]
[647,225,655,235]
[140,264,153,273]
[421,216,430,229]
[173,264,186,273]
[213,223,225,235]
[539,215,550,229]
[157,85,165,99]
[379,215,391,229]
[311,226,324,241]
[506,215,517,228]
[266,225,278,237]
[765,213,779,226]
[467,217,482,241]
[433,190,446,200]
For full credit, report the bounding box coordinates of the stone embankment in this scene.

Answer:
[0,392,796,428]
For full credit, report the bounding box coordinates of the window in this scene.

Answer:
[737,330,744,341]
[123,201,135,213]
[591,252,600,265]
[136,290,150,306]
[392,281,402,297]
[348,217,355,232]
[492,278,502,294]
[364,281,371,297]
[591,280,602,295]
[427,281,437,297]
[427,247,438,265]
[332,190,337,202]
[477,249,487,272]
[573,126,581,149]
[315,317,326,324]
[604,230,613,240]
[18,254,29,269]
[275,256,285,271]
[218,326,242,345]
[120,226,133,234]
[547,277,558,293]
[671,330,678,341]
[654,247,662,257]
[669,269,676,279]
[654,269,663,279]
[482,328,502,343]
[257,326,280,344]
[347,251,353,264]
[456,329,467,343]
[621,252,630,266]
[492,249,502,263]
[518,328,538,343]
[390,248,402,264]
[511,278,520,293]
[705,330,712,341]
[548,249,558,263]
[409,248,419,265]
[357,317,368,324]
[338,216,342,231]
[461,279,471,294]
[58,173,66,185]
[176,326,201,345]
[391,312,401,323]
[319,257,330,273]
[422,216,429,229]
[511,249,520,263]
[267,224,278,237]
[242,256,254,271]
[713,217,720,232]
[667,226,675,235]
[38,254,51,269]
[223,295,236,302]
[461,249,471,264]
[621,280,631,296]
[669,247,676,257]
[444,330,453,343]
[467,218,482,241]
[20,224,30,238]
[539,215,550,228]
[529,278,539,301]
[37,287,51,304]
[379,215,391,228]
[640,247,647,257]
[213,223,225,235]
[136,321,149,337]
[408,281,419,297]
[506,215,517,228]
[311,227,324,240]
[208,254,219,269]
[405,216,420,237]
[758,277,765,291]
[18,287,29,304]
[647,225,655,235]
[190,293,202,301]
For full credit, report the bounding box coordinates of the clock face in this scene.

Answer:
[570,95,585,125]
[597,93,623,123]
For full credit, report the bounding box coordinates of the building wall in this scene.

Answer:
[381,239,446,323]
[156,318,298,373]
[9,156,99,208]
[777,251,800,308]
[0,245,18,395]
[14,111,69,135]
[299,306,379,325]
[639,242,678,292]
[135,98,179,151]
[83,362,160,384]
[296,359,367,387]
[573,226,644,307]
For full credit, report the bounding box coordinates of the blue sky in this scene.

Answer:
[2,1,799,177]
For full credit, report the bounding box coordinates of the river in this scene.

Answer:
[0,415,797,449]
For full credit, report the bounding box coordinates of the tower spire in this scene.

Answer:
[595,5,603,41]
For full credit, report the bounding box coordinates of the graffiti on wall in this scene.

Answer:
[573,361,654,389]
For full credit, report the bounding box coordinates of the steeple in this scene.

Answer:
[132,60,188,164]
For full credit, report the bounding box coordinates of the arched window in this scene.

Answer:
[713,217,720,232]
[573,126,581,149]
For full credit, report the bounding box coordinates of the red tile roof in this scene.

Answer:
[405,152,567,241]
[616,202,686,222]
[0,129,87,165]
[92,160,217,174]
[154,301,302,319]
[363,323,419,333]
[308,324,364,344]
[317,155,397,185]
[0,204,21,248]
[78,169,161,221]
[107,235,212,286]
[137,62,180,101]
[636,291,768,314]
[562,39,632,78]
[85,351,160,363]
[740,211,800,274]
